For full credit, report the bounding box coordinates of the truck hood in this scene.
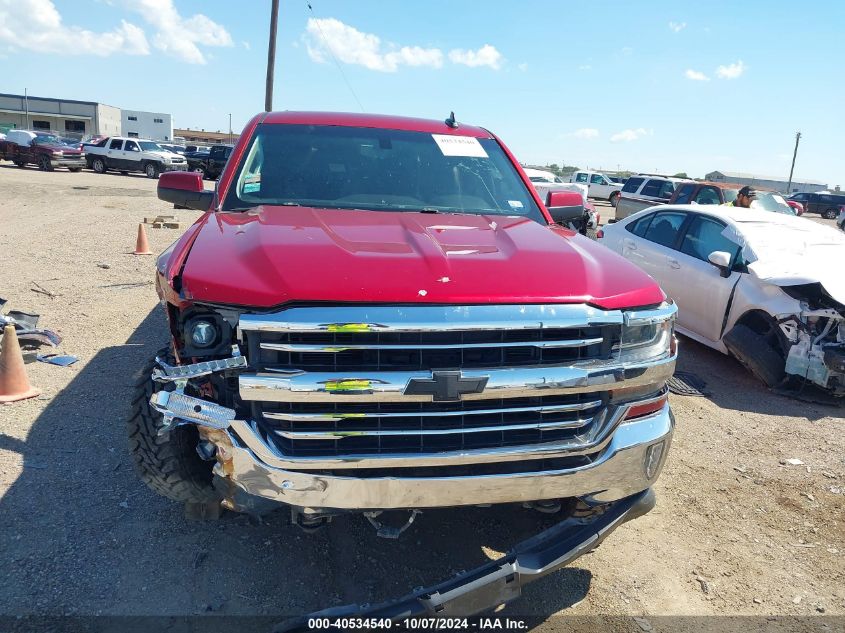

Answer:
[37,142,82,154]
[177,206,664,310]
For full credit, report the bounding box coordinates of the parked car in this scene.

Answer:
[185,144,211,153]
[599,205,845,395]
[158,143,186,155]
[569,170,624,206]
[84,136,187,178]
[788,191,845,219]
[837,209,845,231]
[615,176,689,220]
[616,180,795,220]
[185,143,233,180]
[0,129,85,171]
[135,110,678,614]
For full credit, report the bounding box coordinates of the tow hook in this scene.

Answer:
[364,510,422,539]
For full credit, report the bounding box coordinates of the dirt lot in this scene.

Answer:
[1,166,843,626]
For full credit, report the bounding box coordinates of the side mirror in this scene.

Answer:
[707,251,733,277]
[157,172,214,211]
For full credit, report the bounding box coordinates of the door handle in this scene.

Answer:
[668,258,681,269]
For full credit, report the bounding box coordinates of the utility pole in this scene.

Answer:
[265,0,280,112]
[786,132,801,194]
[228,113,232,143]
[24,88,29,128]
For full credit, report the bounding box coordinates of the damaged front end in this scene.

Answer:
[779,284,845,396]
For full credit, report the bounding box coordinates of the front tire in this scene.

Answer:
[127,350,219,504]
[723,324,785,388]
[145,162,161,179]
[38,155,53,171]
[92,157,106,174]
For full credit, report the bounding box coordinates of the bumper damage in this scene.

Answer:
[281,489,656,627]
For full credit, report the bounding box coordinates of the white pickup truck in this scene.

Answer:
[84,136,188,178]
[569,170,624,207]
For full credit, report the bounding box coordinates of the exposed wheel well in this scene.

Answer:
[733,309,788,356]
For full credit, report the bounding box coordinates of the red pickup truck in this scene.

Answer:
[129,111,677,616]
[0,129,85,171]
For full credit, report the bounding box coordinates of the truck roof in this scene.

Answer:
[259,111,493,138]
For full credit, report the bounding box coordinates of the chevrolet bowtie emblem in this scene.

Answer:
[404,371,489,402]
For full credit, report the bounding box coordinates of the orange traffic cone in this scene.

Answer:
[133,223,153,255]
[0,326,41,403]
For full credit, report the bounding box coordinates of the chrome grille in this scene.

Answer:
[237,305,630,460]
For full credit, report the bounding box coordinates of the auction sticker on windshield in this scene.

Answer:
[432,134,488,158]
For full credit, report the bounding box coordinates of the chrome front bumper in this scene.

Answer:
[52,157,86,168]
[221,403,673,510]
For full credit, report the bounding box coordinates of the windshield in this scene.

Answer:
[751,192,793,214]
[34,134,61,144]
[139,141,163,151]
[222,124,545,222]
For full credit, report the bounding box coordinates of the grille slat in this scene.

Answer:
[238,305,620,458]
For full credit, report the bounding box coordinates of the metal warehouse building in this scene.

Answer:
[0,93,173,141]
[705,170,829,195]
[0,93,122,140]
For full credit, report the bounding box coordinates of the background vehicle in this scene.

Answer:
[788,191,845,219]
[185,144,211,153]
[569,170,623,206]
[0,129,85,171]
[185,143,233,179]
[616,180,795,220]
[785,199,804,215]
[131,113,676,615]
[158,143,186,155]
[615,175,689,220]
[84,136,187,178]
[600,205,845,395]
[544,190,599,237]
[837,209,845,231]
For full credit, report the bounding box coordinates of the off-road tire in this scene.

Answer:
[127,348,219,503]
[38,154,53,171]
[723,324,785,388]
[145,162,160,179]
[92,157,106,174]
[821,208,838,220]
[609,192,620,207]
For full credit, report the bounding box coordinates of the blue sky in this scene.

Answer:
[1,0,842,186]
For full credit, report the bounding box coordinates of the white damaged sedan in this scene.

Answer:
[599,205,845,396]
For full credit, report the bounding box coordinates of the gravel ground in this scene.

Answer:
[0,166,843,625]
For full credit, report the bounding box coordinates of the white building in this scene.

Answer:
[705,170,828,195]
[121,110,174,141]
[0,92,121,139]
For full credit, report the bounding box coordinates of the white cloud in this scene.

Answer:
[242,41,250,50]
[0,0,149,56]
[610,128,651,143]
[716,60,745,79]
[125,0,233,64]
[685,69,709,81]
[305,18,443,72]
[570,128,599,139]
[448,44,503,70]
[517,62,528,72]
[669,21,687,33]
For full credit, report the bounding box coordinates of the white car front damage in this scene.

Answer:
[724,219,845,395]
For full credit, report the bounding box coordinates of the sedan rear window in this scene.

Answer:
[223,124,544,222]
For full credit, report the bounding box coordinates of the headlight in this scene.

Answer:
[190,321,218,347]
[52,151,63,156]
[618,302,676,363]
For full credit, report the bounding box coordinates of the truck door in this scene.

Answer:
[123,140,142,169]
[107,138,124,168]
[589,173,611,198]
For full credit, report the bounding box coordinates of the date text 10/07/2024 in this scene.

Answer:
[307,618,529,630]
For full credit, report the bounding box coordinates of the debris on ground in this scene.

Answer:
[36,354,79,367]
[780,458,805,466]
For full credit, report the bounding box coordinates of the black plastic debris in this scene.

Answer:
[668,371,709,397]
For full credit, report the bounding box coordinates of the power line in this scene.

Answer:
[306,2,365,112]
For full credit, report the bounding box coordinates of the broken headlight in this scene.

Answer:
[619,302,677,363]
